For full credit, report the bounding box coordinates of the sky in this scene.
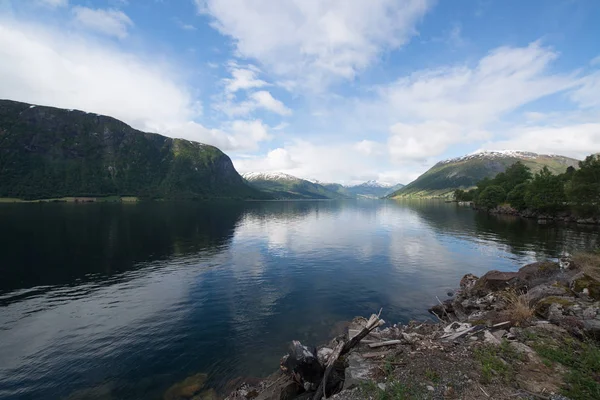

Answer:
[0,0,599,185]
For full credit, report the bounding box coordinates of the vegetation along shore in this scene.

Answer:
[454,155,600,225]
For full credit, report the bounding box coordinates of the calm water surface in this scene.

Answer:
[1,200,599,399]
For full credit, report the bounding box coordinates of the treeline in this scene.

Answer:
[454,154,600,216]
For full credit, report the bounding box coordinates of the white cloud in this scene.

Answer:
[223,62,268,94]
[0,20,197,132]
[36,0,68,7]
[481,123,600,160]
[388,121,489,162]
[196,0,433,89]
[233,140,412,184]
[376,42,575,125]
[72,7,133,39]
[570,71,600,108]
[169,119,272,151]
[354,140,383,156]
[248,91,292,115]
[339,41,583,165]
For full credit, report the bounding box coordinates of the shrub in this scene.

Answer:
[477,185,506,209]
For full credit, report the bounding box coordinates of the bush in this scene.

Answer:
[506,182,529,210]
[478,185,506,209]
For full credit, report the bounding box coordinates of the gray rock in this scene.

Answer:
[527,284,568,304]
[342,353,374,390]
[426,385,435,392]
[492,329,507,341]
[583,319,600,339]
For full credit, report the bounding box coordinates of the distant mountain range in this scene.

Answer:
[322,180,405,198]
[0,100,582,203]
[0,100,266,200]
[387,150,580,199]
[243,173,404,199]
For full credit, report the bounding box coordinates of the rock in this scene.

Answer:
[281,341,323,385]
[471,270,519,295]
[583,319,600,339]
[535,296,576,319]
[426,385,435,392]
[516,261,561,286]
[377,383,386,391]
[483,330,500,345]
[460,274,479,290]
[444,386,456,398]
[583,306,598,320]
[317,347,333,364]
[164,373,208,400]
[401,332,422,344]
[491,329,507,341]
[527,284,569,304]
[570,273,600,300]
[343,353,374,390]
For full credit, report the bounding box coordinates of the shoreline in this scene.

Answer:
[199,252,600,400]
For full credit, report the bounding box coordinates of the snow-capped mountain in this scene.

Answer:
[388,150,580,199]
[241,172,349,200]
[441,150,562,164]
[242,172,299,181]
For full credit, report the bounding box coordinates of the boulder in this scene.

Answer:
[460,274,479,290]
[570,273,600,300]
[534,296,576,320]
[527,284,570,304]
[471,270,518,295]
[515,261,561,287]
[583,319,600,339]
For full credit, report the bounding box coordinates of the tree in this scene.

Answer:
[525,167,566,212]
[502,161,532,192]
[478,185,506,209]
[454,189,475,201]
[567,154,600,205]
[506,182,529,210]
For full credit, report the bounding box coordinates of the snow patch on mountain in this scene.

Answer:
[441,150,561,164]
[242,172,300,181]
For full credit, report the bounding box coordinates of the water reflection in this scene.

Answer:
[0,200,598,400]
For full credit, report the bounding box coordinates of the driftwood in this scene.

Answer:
[368,340,402,349]
[312,311,384,400]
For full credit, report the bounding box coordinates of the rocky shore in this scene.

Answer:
[167,252,600,400]
[486,204,599,225]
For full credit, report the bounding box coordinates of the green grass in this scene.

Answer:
[533,337,600,400]
[474,340,525,384]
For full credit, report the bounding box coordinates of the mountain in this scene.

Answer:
[388,150,580,199]
[0,100,267,200]
[345,180,404,199]
[242,172,350,199]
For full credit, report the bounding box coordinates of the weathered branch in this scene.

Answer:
[312,312,384,400]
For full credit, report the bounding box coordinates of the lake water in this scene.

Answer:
[1,200,599,399]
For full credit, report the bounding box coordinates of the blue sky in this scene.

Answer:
[1,0,599,184]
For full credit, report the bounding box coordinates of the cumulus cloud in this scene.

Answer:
[248,91,292,115]
[346,41,586,164]
[481,123,600,160]
[0,20,196,130]
[223,62,268,94]
[196,0,433,89]
[169,120,272,151]
[233,140,412,185]
[72,7,133,39]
